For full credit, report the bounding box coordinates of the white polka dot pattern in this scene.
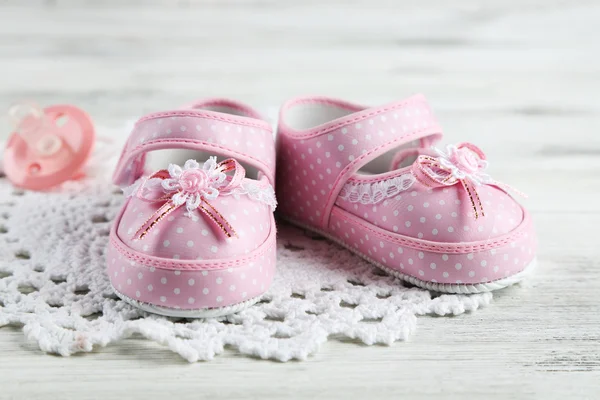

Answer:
[328,208,536,284]
[336,179,523,243]
[110,188,276,309]
[117,193,272,260]
[107,239,276,309]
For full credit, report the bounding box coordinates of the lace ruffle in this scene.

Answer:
[339,174,416,204]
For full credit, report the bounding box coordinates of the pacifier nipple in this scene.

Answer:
[36,134,62,156]
[8,102,64,157]
[3,102,95,190]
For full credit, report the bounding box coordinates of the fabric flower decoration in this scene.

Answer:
[161,157,226,213]
[434,143,491,186]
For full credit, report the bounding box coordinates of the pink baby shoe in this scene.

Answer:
[108,99,277,317]
[276,95,536,293]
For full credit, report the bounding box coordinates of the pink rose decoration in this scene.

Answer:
[434,142,490,185]
[179,169,209,194]
[451,147,481,174]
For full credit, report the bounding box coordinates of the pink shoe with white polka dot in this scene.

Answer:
[108,99,277,317]
[276,95,536,293]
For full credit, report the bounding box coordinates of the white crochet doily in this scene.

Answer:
[0,126,495,362]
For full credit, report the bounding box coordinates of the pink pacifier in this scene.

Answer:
[3,103,95,190]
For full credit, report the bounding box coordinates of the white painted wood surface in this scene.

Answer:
[1,1,599,398]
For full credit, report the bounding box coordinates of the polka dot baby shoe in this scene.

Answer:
[108,99,277,317]
[276,95,536,293]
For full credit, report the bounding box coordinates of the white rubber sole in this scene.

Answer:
[113,286,262,318]
[281,216,536,294]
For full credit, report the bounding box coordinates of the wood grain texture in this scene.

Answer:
[0,1,599,399]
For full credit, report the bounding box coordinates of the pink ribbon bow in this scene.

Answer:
[411,143,525,219]
[128,157,245,240]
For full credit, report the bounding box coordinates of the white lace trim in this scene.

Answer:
[339,173,416,204]
[226,180,277,210]
[124,178,277,210]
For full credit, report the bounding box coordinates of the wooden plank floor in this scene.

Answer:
[0,1,599,398]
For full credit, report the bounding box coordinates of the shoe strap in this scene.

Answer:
[113,99,275,187]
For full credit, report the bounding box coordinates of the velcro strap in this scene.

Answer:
[113,109,275,187]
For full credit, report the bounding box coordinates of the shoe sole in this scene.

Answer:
[281,216,535,294]
[113,285,263,318]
